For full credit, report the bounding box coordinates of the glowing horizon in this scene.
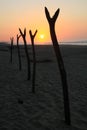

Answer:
[0,0,87,44]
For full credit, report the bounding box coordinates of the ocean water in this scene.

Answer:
[29,41,87,46]
[42,41,87,46]
[60,41,87,46]
[1,41,87,46]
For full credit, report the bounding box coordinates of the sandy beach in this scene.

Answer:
[0,43,87,129]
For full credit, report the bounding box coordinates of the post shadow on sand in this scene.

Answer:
[29,30,37,93]
[17,34,22,71]
[10,37,14,63]
[19,28,31,80]
[45,7,71,125]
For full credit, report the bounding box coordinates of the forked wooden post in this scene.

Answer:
[45,7,71,125]
[10,37,14,63]
[19,28,31,80]
[17,34,22,71]
[29,30,37,93]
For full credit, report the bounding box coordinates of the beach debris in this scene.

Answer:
[17,34,22,71]
[10,37,14,63]
[19,28,31,80]
[18,98,23,104]
[29,30,37,93]
[45,7,71,125]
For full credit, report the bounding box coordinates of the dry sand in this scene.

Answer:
[0,43,87,129]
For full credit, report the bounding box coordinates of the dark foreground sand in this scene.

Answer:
[0,43,87,130]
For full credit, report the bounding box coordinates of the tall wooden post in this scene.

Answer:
[17,34,22,71]
[29,30,37,93]
[45,7,71,125]
[10,37,14,63]
[19,28,31,80]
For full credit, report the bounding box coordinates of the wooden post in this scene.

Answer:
[19,28,31,80]
[29,30,37,93]
[10,37,14,63]
[17,34,22,71]
[45,7,71,125]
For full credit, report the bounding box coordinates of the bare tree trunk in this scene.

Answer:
[17,34,22,71]
[19,28,31,80]
[10,37,14,63]
[45,7,71,125]
[29,30,37,93]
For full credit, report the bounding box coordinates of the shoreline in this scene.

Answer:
[0,41,87,46]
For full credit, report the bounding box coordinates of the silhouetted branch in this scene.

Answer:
[17,34,22,71]
[10,37,14,63]
[29,30,37,93]
[19,28,31,80]
[45,7,71,125]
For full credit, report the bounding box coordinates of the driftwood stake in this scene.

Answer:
[10,37,14,63]
[19,28,31,80]
[29,30,37,93]
[17,34,22,71]
[45,7,71,125]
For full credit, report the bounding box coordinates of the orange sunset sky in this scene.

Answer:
[0,0,87,44]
